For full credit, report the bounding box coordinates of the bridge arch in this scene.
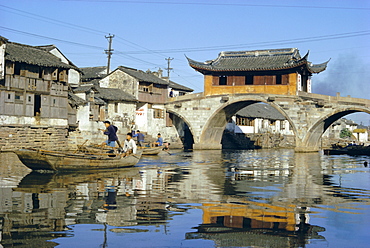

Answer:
[303,107,370,149]
[198,98,298,150]
[166,109,195,150]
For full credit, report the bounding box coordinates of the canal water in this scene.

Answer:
[0,149,369,248]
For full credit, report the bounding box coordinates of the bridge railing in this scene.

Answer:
[298,92,370,106]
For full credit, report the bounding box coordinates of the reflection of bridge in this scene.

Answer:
[166,92,370,151]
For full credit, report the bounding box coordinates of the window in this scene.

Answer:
[15,94,21,100]
[219,76,227,85]
[39,69,43,79]
[254,75,276,85]
[115,103,118,113]
[153,108,164,119]
[14,63,21,75]
[276,75,282,85]
[139,85,149,92]
[245,75,254,85]
[236,117,254,126]
[28,96,32,102]
[8,94,11,99]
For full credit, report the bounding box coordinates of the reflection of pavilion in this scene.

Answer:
[186,199,325,248]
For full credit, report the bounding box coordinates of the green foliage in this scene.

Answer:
[340,128,352,139]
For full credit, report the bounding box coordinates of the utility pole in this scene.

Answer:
[165,57,174,80]
[105,34,114,75]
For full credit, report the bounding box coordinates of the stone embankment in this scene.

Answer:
[0,126,68,152]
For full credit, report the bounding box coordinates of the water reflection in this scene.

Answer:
[0,150,369,247]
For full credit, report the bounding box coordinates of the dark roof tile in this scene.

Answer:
[169,80,193,92]
[236,103,286,120]
[68,92,87,107]
[117,66,170,85]
[80,66,107,80]
[187,48,329,74]
[72,85,137,102]
[5,42,76,69]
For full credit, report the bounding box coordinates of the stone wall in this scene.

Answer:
[0,125,69,152]
[222,131,295,149]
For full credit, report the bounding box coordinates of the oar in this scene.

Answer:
[163,149,171,155]
[74,139,89,153]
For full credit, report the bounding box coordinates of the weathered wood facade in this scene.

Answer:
[187,48,329,96]
[0,37,78,151]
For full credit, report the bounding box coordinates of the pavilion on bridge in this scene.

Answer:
[187,48,329,96]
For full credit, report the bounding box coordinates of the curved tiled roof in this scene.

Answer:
[5,42,77,69]
[187,48,329,74]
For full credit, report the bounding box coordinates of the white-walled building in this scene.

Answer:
[69,84,137,144]
[37,45,81,87]
[226,103,294,136]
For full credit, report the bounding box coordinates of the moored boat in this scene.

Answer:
[324,145,370,156]
[14,148,143,171]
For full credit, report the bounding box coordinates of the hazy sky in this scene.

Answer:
[1,0,369,123]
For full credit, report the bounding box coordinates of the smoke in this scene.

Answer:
[312,53,370,99]
[312,53,370,125]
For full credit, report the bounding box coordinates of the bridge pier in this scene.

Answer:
[294,146,320,153]
[193,143,222,150]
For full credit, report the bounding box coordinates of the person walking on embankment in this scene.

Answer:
[100,121,122,148]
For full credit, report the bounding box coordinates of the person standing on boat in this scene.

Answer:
[123,133,137,156]
[133,130,145,147]
[101,121,120,148]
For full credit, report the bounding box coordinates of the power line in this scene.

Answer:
[0,26,105,50]
[122,30,370,54]
[58,1,370,11]
[0,4,106,35]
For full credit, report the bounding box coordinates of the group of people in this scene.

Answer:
[101,121,164,156]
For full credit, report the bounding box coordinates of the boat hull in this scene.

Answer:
[142,147,163,155]
[14,149,142,171]
[324,146,370,156]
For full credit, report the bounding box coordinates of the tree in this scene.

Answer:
[340,128,352,139]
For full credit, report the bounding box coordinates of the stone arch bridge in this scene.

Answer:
[165,92,370,152]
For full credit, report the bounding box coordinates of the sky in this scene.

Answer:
[1,0,369,124]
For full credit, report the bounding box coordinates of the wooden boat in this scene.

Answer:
[141,146,163,155]
[87,144,163,156]
[324,145,370,156]
[14,148,143,171]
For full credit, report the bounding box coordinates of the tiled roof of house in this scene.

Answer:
[80,66,107,80]
[169,80,193,92]
[236,103,286,120]
[68,92,87,107]
[36,45,79,69]
[5,42,77,69]
[96,87,137,102]
[117,66,170,85]
[73,85,137,102]
[187,48,329,74]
